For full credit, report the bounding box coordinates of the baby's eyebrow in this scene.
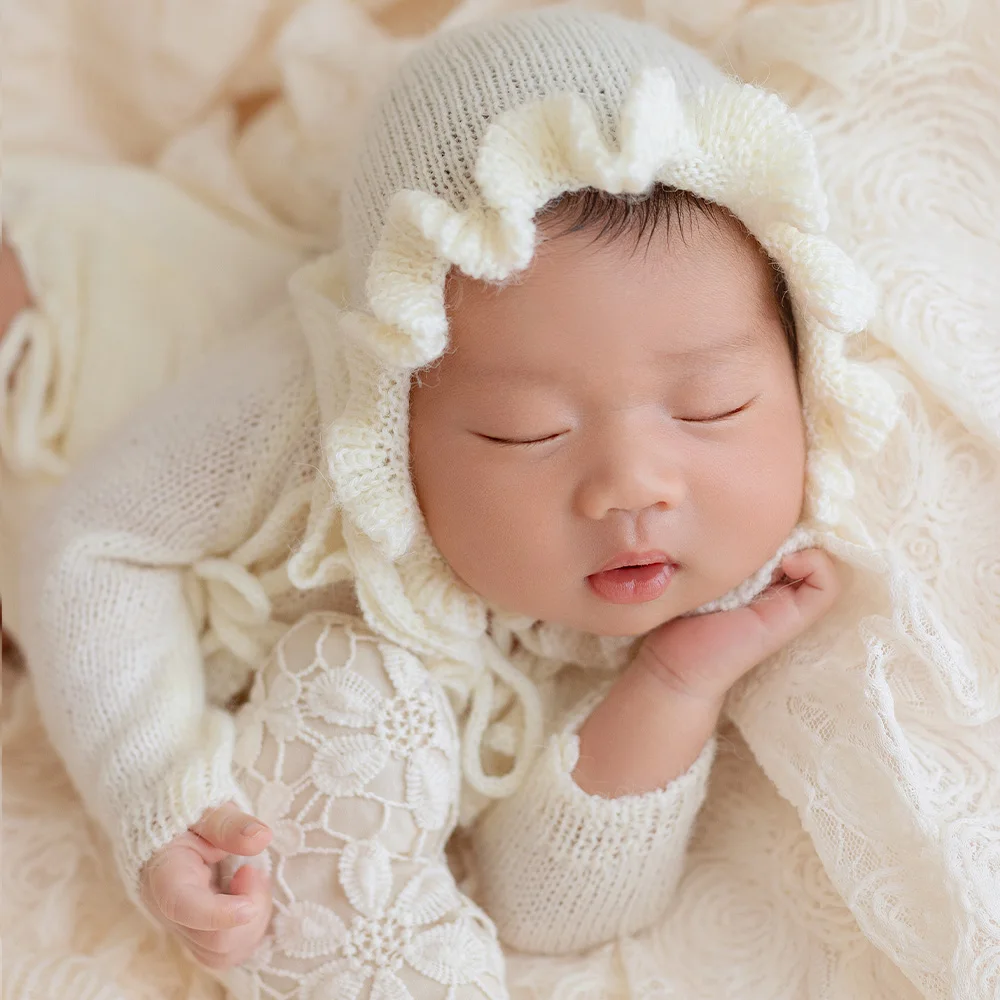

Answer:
[656,329,763,361]
[451,330,767,386]
[452,365,568,388]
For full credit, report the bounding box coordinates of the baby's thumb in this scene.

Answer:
[191,801,272,856]
[227,864,273,931]
[229,863,270,902]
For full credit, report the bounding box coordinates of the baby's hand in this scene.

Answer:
[573,550,840,797]
[635,549,841,707]
[139,802,273,970]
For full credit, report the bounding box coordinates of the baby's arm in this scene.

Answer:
[18,312,315,908]
[474,551,839,954]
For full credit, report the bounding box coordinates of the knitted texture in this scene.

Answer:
[473,728,717,953]
[341,10,720,301]
[0,154,304,647]
[6,2,1000,999]
[17,318,344,903]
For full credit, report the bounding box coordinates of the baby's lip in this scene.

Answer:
[594,550,675,574]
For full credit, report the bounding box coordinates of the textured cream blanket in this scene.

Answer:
[3,0,1000,998]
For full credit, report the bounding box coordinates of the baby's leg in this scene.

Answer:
[222,612,507,1000]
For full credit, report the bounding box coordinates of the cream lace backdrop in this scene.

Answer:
[3,0,999,999]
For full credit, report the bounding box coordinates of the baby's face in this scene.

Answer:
[410,211,806,636]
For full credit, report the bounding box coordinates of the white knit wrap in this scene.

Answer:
[285,7,901,798]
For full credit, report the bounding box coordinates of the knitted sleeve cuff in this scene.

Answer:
[474,730,716,955]
[549,729,716,850]
[110,709,250,908]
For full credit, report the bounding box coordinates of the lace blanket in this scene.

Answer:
[3,0,999,997]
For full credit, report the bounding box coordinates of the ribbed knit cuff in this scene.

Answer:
[536,730,716,864]
[111,713,250,909]
[475,732,716,954]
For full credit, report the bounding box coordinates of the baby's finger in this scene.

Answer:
[781,551,840,618]
[156,872,256,932]
[227,865,273,955]
[228,862,271,909]
[191,801,272,857]
[780,549,836,590]
[183,869,271,968]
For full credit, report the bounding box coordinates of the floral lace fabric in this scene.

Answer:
[222,612,508,1000]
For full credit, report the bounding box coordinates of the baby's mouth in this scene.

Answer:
[595,550,673,573]
[587,551,678,605]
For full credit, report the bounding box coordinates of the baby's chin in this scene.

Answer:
[567,604,687,638]
[509,594,703,639]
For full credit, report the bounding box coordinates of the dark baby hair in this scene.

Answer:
[536,184,799,372]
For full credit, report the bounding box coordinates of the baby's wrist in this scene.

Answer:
[629,644,731,716]
[573,657,721,798]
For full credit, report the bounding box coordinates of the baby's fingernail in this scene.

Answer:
[234,902,256,922]
[241,821,266,838]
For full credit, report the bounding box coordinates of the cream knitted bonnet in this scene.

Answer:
[286,7,900,792]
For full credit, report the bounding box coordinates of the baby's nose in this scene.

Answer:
[574,449,686,521]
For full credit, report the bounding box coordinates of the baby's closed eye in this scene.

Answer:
[674,395,759,423]
[475,430,569,447]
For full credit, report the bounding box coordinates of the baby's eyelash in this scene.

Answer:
[475,398,759,444]
[678,397,758,423]
[477,432,566,447]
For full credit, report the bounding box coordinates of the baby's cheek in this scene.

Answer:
[695,426,805,570]
[413,456,516,585]
[451,473,567,611]
[753,444,806,548]
[458,470,545,563]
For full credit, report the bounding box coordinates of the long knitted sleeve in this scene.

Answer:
[17,313,318,904]
[472,716,715,955]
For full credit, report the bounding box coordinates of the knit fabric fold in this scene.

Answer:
[473,733,717,954]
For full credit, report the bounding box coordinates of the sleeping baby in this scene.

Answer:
[18,9,899,998]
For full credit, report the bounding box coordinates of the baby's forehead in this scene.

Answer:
[440,194,795,383]
[441,289,779,396]
[449,212,781,334]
